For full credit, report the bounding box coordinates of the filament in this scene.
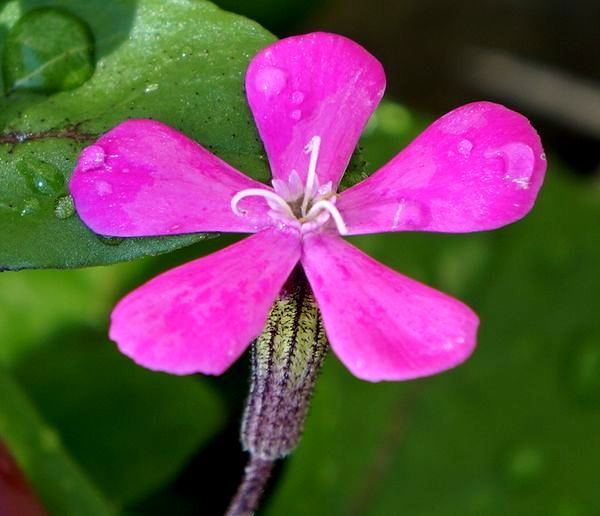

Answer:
[305,199,348,235]
[231,188,294,218]
[301,136,321,217]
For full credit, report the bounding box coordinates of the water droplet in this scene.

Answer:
[457,138,473,157]
[391,198,431,230]
[501,444,545,488]
[16,158,64,196]
[144,83,159,93]
[96,235,124,246]
[254,66,287,97]
[485,143,535,190]
[54,195,75,219]
[290,109,302,121]
[77,145,106,172]
[169,224,182,233]
[20,197,40,216]
[94,180,112,196]
[565,336,600,407]
[3,7,95,93]
[291,90,304,104]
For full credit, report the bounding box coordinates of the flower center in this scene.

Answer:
[231,136,348,235]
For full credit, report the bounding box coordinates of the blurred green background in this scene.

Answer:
[1,0,599,515]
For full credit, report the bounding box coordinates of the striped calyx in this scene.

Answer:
[241,266,328,460]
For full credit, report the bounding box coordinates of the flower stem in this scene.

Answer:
[225,455,274,516]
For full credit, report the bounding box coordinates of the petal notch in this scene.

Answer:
[246,32,385,188]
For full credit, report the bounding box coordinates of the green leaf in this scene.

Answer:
[265,110,600,515]
[0,261,139,367]
[0,367,117,516]
[2,7,95,93]
[13,329,225,505]
[0,0,275,270]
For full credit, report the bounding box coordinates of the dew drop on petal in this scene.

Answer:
[254,66,287,97]
[391,198,431,230]
[457,138,473,157]
[94,180,113,196]
[54,194,75,219]
[78,145,106,172]
[290,109,302,121]
[291,90,304,104]
[485,143,535,190]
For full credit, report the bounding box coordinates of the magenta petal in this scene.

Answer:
[301,233,478,382]
[69,119,273,236]
[246,32,385,188]
[338,102,547,234]
[110,228,301,375]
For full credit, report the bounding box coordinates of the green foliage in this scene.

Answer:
[0,0,275,270]
[2,7,95,93]
[14,331,225,505]
[0,369,118,516]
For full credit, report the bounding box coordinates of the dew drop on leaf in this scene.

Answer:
[16,158,64,196]
[54,195,75,219]
[2,7,95,93]
[20,197,40,216]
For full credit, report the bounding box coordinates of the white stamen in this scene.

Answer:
[231,188,294,218]
[305,199,348,235]
[301,136,321,217]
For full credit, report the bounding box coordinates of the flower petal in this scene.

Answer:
[69,119,273,236]
[246,32,385,188]
[338,102,546,234]
[301,232,478,382]
[110,228,301,375]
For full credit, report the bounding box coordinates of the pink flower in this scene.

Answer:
[69,33,546,382]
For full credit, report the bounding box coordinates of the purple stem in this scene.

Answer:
[225,455,274,516]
